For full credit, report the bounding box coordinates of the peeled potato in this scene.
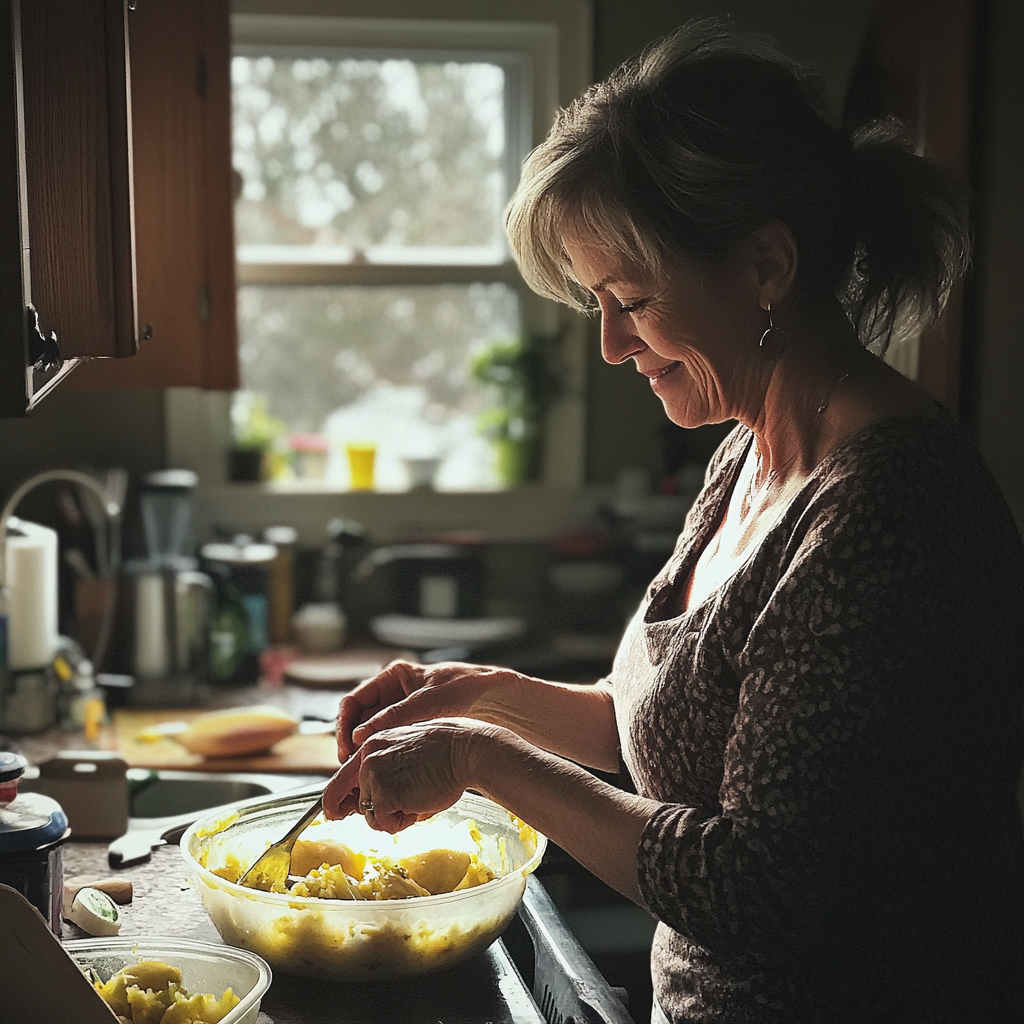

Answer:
[291,838,366,879]
[454,860,495,890]
[368,867,430,900]
[120,960,182,993]
[398,849,472,895]
[174,706,298,758]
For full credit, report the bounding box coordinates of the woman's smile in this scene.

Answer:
[643,361,683,387]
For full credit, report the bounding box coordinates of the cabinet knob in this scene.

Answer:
[27,305,62,373]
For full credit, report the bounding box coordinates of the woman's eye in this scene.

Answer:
[617,299,647,315]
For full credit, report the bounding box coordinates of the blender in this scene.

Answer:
[109,470,212,703]
[139,469,199,568]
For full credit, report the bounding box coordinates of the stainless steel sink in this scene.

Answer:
[126,767,311,818]
[109,769,326,868]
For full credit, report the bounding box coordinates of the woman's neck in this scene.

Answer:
[742,300,871,488]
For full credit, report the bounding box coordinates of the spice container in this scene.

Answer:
[0,751,71,934]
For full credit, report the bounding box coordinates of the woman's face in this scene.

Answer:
[563,240,767,429]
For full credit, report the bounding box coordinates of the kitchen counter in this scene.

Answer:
[6,679,354,773]
[61,840,546,1023]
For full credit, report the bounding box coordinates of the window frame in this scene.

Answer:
[214,0,592,496]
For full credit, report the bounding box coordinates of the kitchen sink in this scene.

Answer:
[125,768,322,819]
[108,769,327,868]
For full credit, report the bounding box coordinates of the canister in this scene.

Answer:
[0,752,70,934]
[200,538,276,685]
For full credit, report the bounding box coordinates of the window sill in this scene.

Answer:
[195,481,615,544]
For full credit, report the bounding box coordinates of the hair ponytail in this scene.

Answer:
[841,119,971,354]
[506,21,973,354]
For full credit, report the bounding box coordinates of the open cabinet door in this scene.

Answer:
[843,0,977,414]
[68,0,239,391]
[0,0,136,416]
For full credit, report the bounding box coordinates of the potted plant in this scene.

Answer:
[471,333,562,487]
[228,394,287,482]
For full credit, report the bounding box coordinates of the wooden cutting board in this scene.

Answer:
[102,709,342,774]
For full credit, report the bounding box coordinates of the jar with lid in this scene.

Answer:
[200,537,277,685]
[0,751,70,934]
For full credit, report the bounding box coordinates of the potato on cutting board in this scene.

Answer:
[173,706,299,758]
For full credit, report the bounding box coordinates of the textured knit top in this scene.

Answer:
[611,412,1024,1023]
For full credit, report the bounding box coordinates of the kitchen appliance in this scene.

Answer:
[108,560,213,705]
[0,751,71,934]
[181,790,546,980]
[138,470,198,569]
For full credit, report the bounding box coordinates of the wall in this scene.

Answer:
[0,388,165,500]
[968,0,1024,533]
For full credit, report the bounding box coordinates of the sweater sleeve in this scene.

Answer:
[634,462,954,959]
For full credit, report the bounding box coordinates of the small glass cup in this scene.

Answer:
[345,443,377,491]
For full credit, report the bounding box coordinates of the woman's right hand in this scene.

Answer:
[335,660,520,760]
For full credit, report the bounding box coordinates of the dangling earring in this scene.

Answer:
[759,302,790,361]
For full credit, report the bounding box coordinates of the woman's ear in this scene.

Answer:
[746,220,798,308]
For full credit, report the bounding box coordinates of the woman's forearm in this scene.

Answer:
[472,676,621,772]
[467,724,659,904]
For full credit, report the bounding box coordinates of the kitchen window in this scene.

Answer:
[230,5,590,494]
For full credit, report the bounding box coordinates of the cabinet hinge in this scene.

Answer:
[27,305,62,373]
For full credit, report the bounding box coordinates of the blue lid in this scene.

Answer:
[0,791,70,854]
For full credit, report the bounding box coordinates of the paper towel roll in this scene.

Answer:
[5,517,59,670]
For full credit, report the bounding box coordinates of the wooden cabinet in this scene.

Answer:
[1,0,135,416]
[1,0,238,417]
[69,0,239,392]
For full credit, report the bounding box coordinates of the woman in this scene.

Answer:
[324,21,1024,1022]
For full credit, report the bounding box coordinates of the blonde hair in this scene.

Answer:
[505,20,970,352]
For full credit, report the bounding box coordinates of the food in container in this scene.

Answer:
[89,958,238,1022]
[65,937,272,1024]
[181,791,546,980]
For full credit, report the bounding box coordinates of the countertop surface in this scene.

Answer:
[62,840,545,1024]
[7,676,358,772]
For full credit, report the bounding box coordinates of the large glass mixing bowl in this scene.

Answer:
[180,791,546,980]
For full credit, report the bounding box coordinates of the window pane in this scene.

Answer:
[233,54,508,263]
[236,283,521,490]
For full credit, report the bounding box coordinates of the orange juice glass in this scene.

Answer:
[346,443,377,491]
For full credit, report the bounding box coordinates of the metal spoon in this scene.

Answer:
[238,796,324,892]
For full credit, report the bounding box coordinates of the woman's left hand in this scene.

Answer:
[322,717,499,834]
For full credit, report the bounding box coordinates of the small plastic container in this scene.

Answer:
[64,936,272,1024]
[181,791,546,980]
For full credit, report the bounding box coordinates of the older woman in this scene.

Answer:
[324,21,1024,1023]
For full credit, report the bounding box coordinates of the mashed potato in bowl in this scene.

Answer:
[180,792,545,980]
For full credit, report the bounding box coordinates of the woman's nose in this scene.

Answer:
[600,311,645,365]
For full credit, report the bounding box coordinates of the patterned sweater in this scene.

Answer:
[611,413,1024,1023]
